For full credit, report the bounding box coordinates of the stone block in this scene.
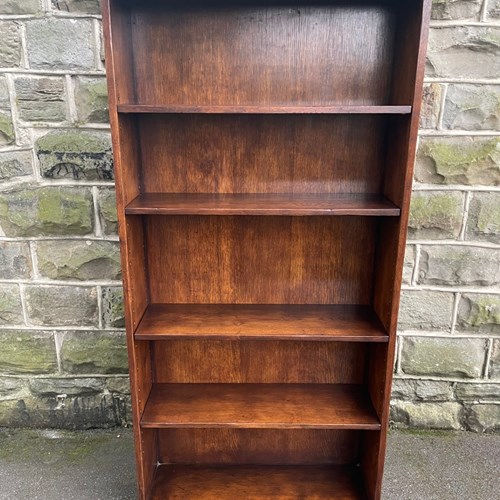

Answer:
[98,188,118,235]
[0,0,40,14]
[455,383,500,401]
[0,110,15,146]
[60,331,128,374]
[0,242,32,279]
[105,377,130,395]
[466,193,500,243]
[36,130,113,181]
[0,186,94,237]
[0,150,33,181]
[26,18,95,71]
[14,77,66,123]
[415,136,500,186]
[427,27,500,79]
[102,287,125,328]
[431,0,482,20]
[420,83,443,129]
[457,294,500,333]
[402,246,414,285]
[401,337,486,378]
[0,76,8,108]
[29,377,105,397]
[391,379,453,402]
[467,404,500,432]
[408,191,463,239]
[398,290,453,331]
[37,240,121,281]
[25,285,98,327]
[419,246,500,286]
[0,284,23,325]
[0,21,22,67]
[0,377,26,397]
[391,401,462,430]
[487,0,500,19]
[75,77,109,123]
[489,340,500,379]
[443,85,500,131]
[0,331,57,374]
[51,0,101,15]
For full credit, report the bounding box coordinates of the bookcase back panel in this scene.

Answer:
[145,216,376,304]
[127,2,395,106]
[158,429,361,465]
[138,114,387,194]
[153,340,366,383]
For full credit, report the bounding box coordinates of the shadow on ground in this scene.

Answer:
[0,428,498,499]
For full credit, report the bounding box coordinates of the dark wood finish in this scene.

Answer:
[158,429,361,465]
[102,0,431,497]
[136,304,388,342]
[126,193,400,216]
[118,104,411,114]
[153,340,367,384]
[150,465,366,500]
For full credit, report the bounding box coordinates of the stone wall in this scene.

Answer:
[0,0,498,431]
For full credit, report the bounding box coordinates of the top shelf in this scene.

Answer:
[117,104,412,115]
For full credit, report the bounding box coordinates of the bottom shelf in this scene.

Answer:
[150,464,366,499]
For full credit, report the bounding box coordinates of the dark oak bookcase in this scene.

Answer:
[101,1,431,498]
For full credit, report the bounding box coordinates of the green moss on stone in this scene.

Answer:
[459,294,500,331]
[36,130,109,154]
[0,112,14,145]
[409,193,462,236]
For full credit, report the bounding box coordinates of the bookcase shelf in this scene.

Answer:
[102,0,431,497]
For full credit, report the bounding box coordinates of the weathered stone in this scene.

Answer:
[443,85,500,131]
[487,0,500,19]
[402,246,414,285]
[0,284,23,325]
[26,18,95,70]
[0,0,40,14]
[0,377,26,397]
[427,27,500,79]
[431,0,482,20]
[391,379,453,402]
[401,337,486,378]
[408,191,463,239]
[29,377,106,397]
[398,291,453,331]
[0,186,94,237]
[466,193,500,243]
[15,77,66,123]
[0,110,15,146]
[467,404,500,432]
[457,294,500,333]
[36,130,113,181]
[419,246,500,286]
[455,383,500,401]
[98,188,118,235]
[51,0,101,15]
[416,137,500,186]
[0,76,9,108]
[0,22,22,67]
[102,287,125,328]
[489,340,500,379]
[420,83,443,129]
[60,331,128,375]
[391,401,462,430]
[105,377,130,395]
[75,77,109,123]
[0,242,32,279]
[37,240,121,281]
[0,150,33,181]
[0,331,57,374]
[25,286,98,327]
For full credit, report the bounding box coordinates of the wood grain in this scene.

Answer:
[141,383,380,430]
[126,193,400,216]
[150,464,366,500]
[135,304,388,342]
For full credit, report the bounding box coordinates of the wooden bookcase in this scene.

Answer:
[101,1,431,498]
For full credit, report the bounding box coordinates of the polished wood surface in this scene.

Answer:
[135,304,388,342]
[142,384,380,429]
[154,340,367,384]
[150,465,366,500]
[118,104,411,114]
[126,193,400,216]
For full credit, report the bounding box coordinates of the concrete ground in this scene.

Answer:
[0,428,498,500]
